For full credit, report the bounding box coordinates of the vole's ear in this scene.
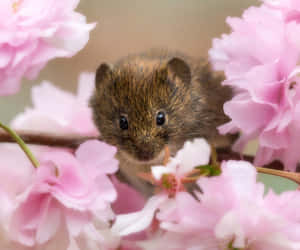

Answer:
[95,63,113,89]
[166,57,191,85]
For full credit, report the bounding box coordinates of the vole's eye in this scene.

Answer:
[156,111,166,126]
[119,116,128,130]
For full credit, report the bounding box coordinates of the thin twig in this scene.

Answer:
[0,130,99,149]
[216,148,285,170]
[257,167,300,184]
[0,130,289,173]
[210,144,218,166]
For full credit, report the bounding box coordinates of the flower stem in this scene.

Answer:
[0,122,39,168]
[256,167,300,184]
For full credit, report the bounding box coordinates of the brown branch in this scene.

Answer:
[216,147,285,171]
[2,130,298,195]
[0,130,99,149]
[0,130,287,171]
[256,167,300,184]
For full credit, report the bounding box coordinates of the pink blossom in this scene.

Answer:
[113,159,300,249]
[263,0,300,23]
[0,144,68,249]
[0,0,95,96]
[151,138,211,196]
[157,161,300,250]
[112,138,211,236]
[11,72,99,136]
[9,140,119,248]
[209,5,291,79]
[209,3,300,170]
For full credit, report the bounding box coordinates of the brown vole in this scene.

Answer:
[90,49,232,196]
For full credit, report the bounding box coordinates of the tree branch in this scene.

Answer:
[216,147,285,170]
[0,130,286,171]
[0,130,98,149]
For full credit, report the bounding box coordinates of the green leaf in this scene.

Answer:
[195,164,221,176]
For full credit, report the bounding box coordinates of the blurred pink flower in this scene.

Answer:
[158,161,300,250]
[113,159,300,249]
[209,5,292,79]
[11,72,99,136]
[209,3,300,170]
[111,176,146,214]
[0,144,66,249]
[110,177,147,250]
[0,0,95,96]
[137,231,219,250]
[264,0,300,22]
[9,140,119,248]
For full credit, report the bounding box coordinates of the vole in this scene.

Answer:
[90,49,232,196]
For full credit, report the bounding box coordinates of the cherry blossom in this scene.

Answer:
[0,0,95,96]
[112,138,211,236]
[151,138,211,196]
[11,72,98,136]
[209,2,300,170]
[157,161,300,250]
[112,148,300,250]
[0,140,119,249]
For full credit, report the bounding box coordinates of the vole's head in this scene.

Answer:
[90,57,194,163]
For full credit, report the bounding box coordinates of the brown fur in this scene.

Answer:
[89,49,232,196]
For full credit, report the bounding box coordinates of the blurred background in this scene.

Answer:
[0,0,297,191]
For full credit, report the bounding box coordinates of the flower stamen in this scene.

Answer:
[12,0,22,13]
[161,173,181,197]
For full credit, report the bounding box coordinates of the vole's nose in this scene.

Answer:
[135,135,155,161]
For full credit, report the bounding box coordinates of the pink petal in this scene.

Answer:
[111,176,146,214]
[175,138,211,176]
[36,199,61,244]
[75,140,118,175]
[112,195,167,236]
[65,209,91,237]
[77,72,96,103]
[223,93,275,134]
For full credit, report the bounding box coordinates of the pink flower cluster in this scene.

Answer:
[112,139,300,250]
[5,68,146,249]
[157,161,300,250]
[2,0,300,249]
[0,140,120,250]
[11,72,99,136]
[0,0,95,96]
[209,0,300,171]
